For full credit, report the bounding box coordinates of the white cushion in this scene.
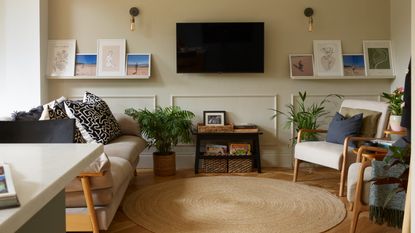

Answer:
[39,96,66,120]
[347,162,372,204]
[295,141,344,170]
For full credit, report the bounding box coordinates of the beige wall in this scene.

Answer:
[48,0,394,167]
[391,0,411,91]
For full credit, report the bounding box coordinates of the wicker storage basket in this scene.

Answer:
[202,159,227,173]
[228,158,252,173]
[197,123,234,133]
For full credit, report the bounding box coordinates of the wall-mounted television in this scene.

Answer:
[176,22,264,73]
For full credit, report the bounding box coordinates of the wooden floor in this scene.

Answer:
[105,167,401,233]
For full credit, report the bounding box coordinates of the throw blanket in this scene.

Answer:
[369,160,408,228]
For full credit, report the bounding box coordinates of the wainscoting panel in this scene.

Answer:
[171,94,278,145]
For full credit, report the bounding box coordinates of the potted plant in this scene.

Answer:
[271,91,342,145]
[382,87,404,131]
[125,106,195,176]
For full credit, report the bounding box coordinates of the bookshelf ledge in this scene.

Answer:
[47,75,150,80]
[290,75,395,80]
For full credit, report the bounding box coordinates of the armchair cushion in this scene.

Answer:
[340,107,381,138]
[295,141,344,169]
[346,163,372,204]
[326,112,363,146]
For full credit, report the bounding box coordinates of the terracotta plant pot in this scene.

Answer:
[389,115,403,132]
[153,152,176,176]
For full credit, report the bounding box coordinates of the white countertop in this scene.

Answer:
[0,143,103,233]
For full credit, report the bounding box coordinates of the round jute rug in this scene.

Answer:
[122,176,346,233]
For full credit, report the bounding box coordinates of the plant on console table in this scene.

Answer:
[382,87,404,132]
[125,106,195,176]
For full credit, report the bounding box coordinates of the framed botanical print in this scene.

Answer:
[363,40,394,76]
[47,40,76,76]
[96,39,126,76]
[313,40,344,76]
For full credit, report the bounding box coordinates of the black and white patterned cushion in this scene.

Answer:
[47,105,86,143]
[64,94,121,145]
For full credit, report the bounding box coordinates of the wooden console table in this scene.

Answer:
[193,131,262,174]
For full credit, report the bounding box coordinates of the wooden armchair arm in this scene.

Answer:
[355,146,388,163]
[78,171,105,177]
[297,129,327,143]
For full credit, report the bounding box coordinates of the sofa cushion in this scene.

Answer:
[64,100,121,144]
[47,105,86,143]
[39,96,66,120]
[104,135,147,167]
[11,105,44,121]
[65,156,132,207]
[340,107,381,138]
[113,113,140,136]
[326,112,363,146]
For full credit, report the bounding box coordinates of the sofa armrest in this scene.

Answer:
[113,113,140,136]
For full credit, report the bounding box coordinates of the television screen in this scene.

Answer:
[176,22,264,73]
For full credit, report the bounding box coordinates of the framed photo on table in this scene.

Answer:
[313,40,343,76]
[289,54,314,78]
[126,53,151,77]
[75,53,97,76]
[363,40,394,76]
[46,40,76,76]
[96,39,126,76]
[203,111,226,126]
[342,54,365,76]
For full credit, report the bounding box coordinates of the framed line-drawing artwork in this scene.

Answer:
[203,111,226,126]
[289,54,314,78]
[126,53,151,77]
[313,40,344,76]
[46,40,76,76]
[342,54,365,76]
[75,53,97,76]
[363,40,394,76]
[96,39,126,76]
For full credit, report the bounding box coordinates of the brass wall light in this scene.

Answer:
[129,7,140,31]
[304,7,314,32]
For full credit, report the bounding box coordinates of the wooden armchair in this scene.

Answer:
[293,99,390,196]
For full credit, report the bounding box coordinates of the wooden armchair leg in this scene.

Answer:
[80,176,100,233]
[293,159,300,182]
[349,207,361,233]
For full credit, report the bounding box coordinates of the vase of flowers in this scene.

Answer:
[382,87,404,131]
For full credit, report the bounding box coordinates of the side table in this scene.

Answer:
[193,131,262,174]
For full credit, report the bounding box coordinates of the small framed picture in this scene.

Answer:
[96,39,126,76]
[47,40,76,76]
[342,54,365,76]
[203,111,226,126]
[313,40,344,76]
[75,53,97,76]
[363,40,394,76]
[126,53,151,77]
[289,54,314,78]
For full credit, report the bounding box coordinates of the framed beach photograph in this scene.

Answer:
[289,54,314,78]
[96,39,126,76]
[313,40,344,76]
[203,111,226,126]
[75,53,97,76]
[126,53,151,77]
[363,40,394,76]
[342,54,365,76]
[46,40,76,76]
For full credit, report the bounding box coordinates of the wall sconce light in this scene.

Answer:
[304,7,314,32]
[129,7,140,31]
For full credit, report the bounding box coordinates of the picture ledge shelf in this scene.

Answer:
[290,75,395,80]
[47,75,150,80]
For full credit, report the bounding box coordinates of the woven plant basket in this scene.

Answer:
[153,152,176,176]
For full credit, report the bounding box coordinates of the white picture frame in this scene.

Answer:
[363,40,394,76]
[313,40,344,76]
[126,53,151,77]
[289,54,314,78]
[96,39,126,76]
[46,40,76,76]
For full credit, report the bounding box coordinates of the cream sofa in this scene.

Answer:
[65,113,147,232]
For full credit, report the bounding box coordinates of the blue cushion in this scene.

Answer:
[326,112,363,146]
